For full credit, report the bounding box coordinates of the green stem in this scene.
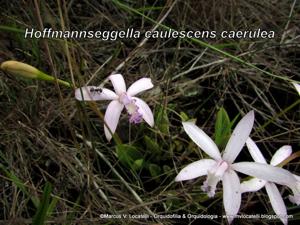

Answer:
[0,25,24,34]
[38,71,72,88]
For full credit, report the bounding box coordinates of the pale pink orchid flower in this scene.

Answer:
[75,74,154,141]
[240,138,299,225]
[233,164,300,206]
[232,164,300,222]
[241,138,292,224]
[233,155,300,209]
[175,111,255,224]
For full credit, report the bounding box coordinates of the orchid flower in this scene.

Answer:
[232,151,300,209]
[241,138,296,225]
[175,111,255,224]
[75,74,154,141]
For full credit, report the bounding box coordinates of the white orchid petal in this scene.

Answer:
[75,86,94,101]
[109,74,126,95]
[222,169,241,224]
[223,111,254,163]
[270,145,292,166]
[241,177,267,193]
[246,138,267,164]
[75,86,117,101]
[132,97,154,127]
[265,182,288,225]
[232,162,297,188]
[182,122,221,160]
[292,82,300,95]
[127,78,153,96]
[104,100,124,141]
[294,174,300,182]
[100,88,119,100]
[175,159,216,181]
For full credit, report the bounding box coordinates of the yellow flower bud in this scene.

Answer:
[1,60,40,79]
[1,60,71,87]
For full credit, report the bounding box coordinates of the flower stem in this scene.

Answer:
[38,71,72,88]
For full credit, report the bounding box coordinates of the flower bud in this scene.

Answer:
[1,60,40,79]
[1,60,71,87]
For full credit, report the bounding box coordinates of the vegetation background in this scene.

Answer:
[0,0,299,224]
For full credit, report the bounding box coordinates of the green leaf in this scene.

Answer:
[214,107,232,149]
[116,144,143,169]
[132,159,144,171]
[155,106,169,135]
[144,135,160,154]
[32,183,55,225]
[148,163,161,178]
[171,140,184,153]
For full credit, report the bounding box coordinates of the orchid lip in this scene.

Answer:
[118,92,144,124]
[129,111,143,124]
[202,160,229,197]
